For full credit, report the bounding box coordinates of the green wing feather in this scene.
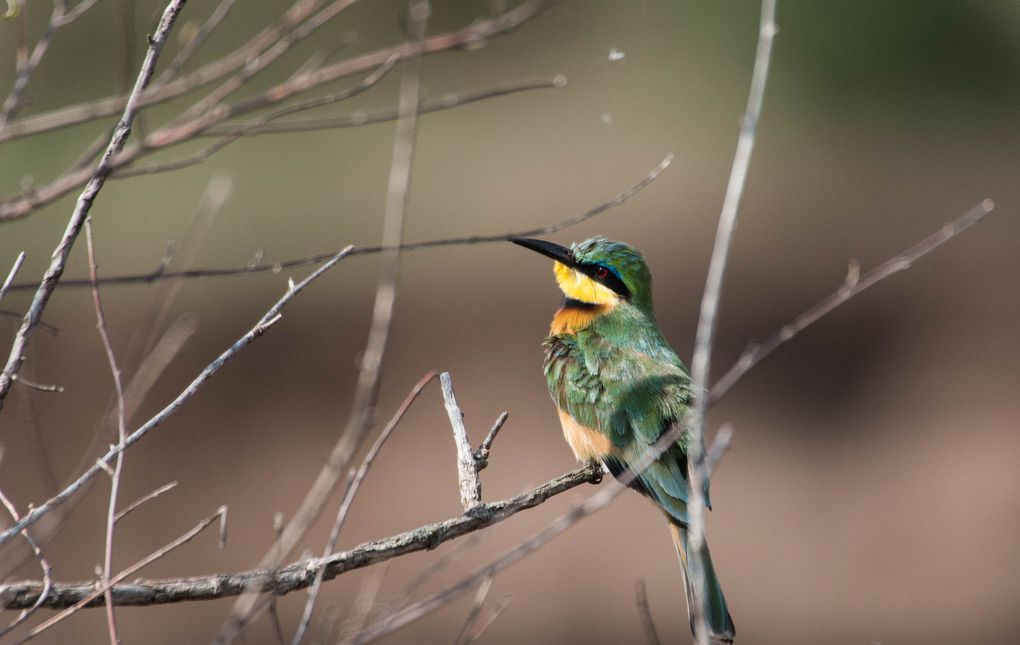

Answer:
[544,326,707,526]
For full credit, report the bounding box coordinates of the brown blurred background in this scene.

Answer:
[1,1,1018,643]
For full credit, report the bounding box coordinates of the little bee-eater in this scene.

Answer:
[512,236,735,643]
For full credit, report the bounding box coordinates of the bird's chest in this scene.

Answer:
[543,334,617,461]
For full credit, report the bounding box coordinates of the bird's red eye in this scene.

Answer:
[595,266,609,279]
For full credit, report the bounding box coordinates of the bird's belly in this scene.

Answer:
[557,409,612,461]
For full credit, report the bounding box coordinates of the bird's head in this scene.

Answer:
[510,236,653,312]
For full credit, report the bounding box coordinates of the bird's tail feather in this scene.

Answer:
[669,522,736,643]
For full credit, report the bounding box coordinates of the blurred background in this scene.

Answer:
[0,1,1018,643]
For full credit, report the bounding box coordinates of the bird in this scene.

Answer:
[511,235,735,643]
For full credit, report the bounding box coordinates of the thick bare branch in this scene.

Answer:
[0,465,604,610]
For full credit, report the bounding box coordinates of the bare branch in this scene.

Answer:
[453,575,494,645]
[215,2,430,638]
[153,0,239,86]
[0,252,26,302]
[0,0,559,145]
[292,371,439,645]
[198,75,567,137]
[685,2,776,641]
[114,54,401,179]
[84,215,128,645]
[634,579,662,645]
[0,488,51,638]
[20,506,227,642]
[709,198,996,403]
[0,0,98,125]
[336,564,389,644]
[113,481,178,524]
[705,424,734,477]
[0,246,354,545]
[3,153,673,292]
[10,374,62,393]
[475,411,508,470]
[0,0,189,412]
[0,465,604,610]
[441,372,482,511]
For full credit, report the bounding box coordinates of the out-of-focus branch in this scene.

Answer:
[0,246,354,545]
[634,579,662,645]
[685,1,776,641]
[0,464,604,610]
[18,506,227,642]
[0,196,999,615]
[0,0,99,126]
[0,0,188,412]
[115,74,559,178]
[0,0,559,145]
[3,153,673,291]
[291,371,439,645]
[214,1,429,639]
[0,489,51,638]
[199,75,568,137]
[0,252,26,302]
[709,198,996,403]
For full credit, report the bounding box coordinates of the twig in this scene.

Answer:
[685,2,776,641]
[395,533,485,606]
[0,312,58,337]
[0,1,98,125]
[453,575,494,645]
[355,393,738,643]
[292,371,439,645]
[0,252,26,302]
[199,75,567,137]
[3,153,673,292]
[705,425,734,477]
[10,374,62,393]
[634,579,662,645]
[337,564,390,644]
[0,0,558,146]
[113,481,178,523]
[709,198,996,403]
[84,215,128,645]
[19,506,227,642]
[116,53,402,179]
[0,465,604,610]
[0,488,51,639]
[459,596,511,645]
[440,372,482,511]
[348,425,692,644]
[153,0,238,86]
[475,411,508,469]
[0,246,354,545]
[0,0,188,412]
[214,3,430,639]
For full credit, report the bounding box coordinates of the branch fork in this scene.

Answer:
[439,372,507,514]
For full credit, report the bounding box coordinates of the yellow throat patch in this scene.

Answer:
[553,261,620,307]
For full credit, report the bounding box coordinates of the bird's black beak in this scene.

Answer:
[510,237,577,268]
